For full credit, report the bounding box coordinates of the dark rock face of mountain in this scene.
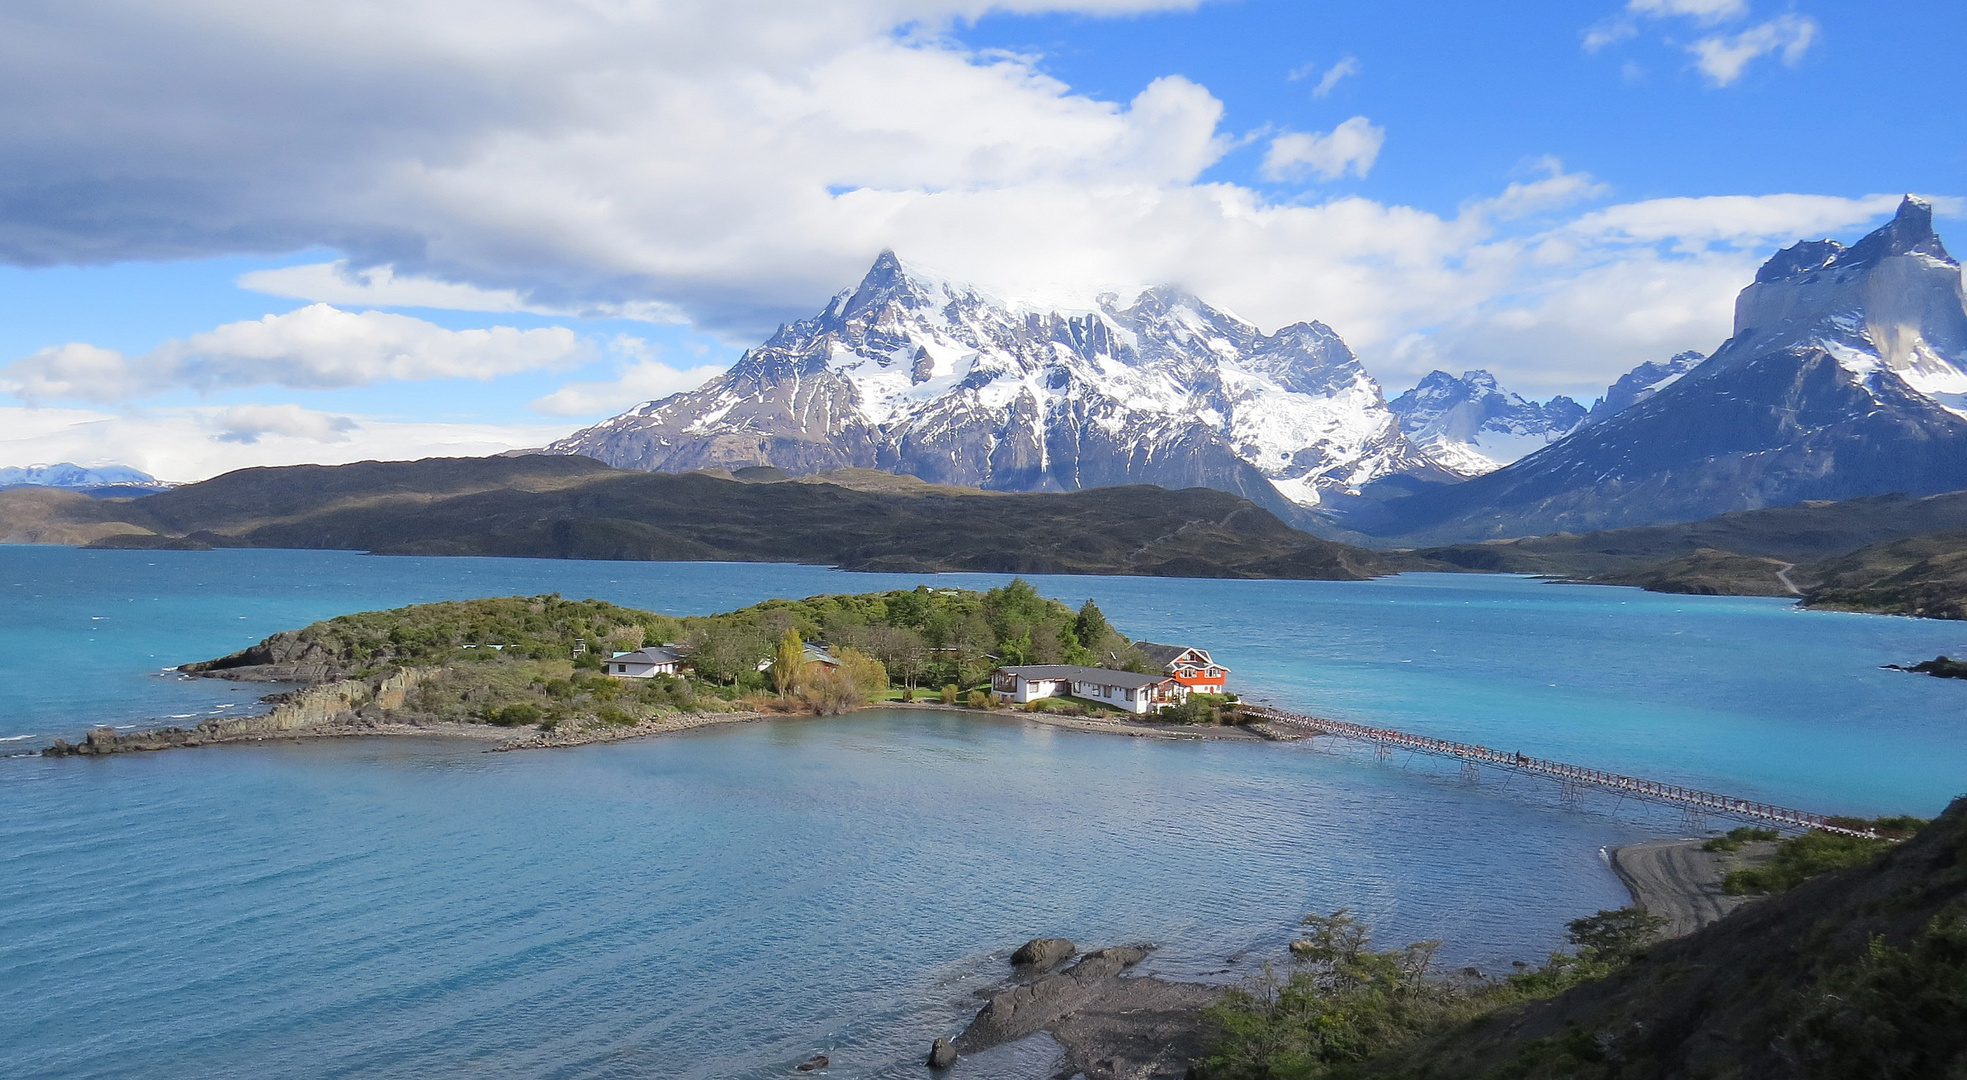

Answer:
[1365,197,1967,542]
[546,253,1448,521]
[1387,369,1585,476]
[1585,351,1704,423]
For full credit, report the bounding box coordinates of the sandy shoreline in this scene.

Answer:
[1606,837,1777,938]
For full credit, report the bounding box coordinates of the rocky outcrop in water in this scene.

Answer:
[43,669,433,756]
[179,629,346,684]
[953,942,1219,1080]
[1009,937,1077,968]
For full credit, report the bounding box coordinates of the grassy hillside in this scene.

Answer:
[0,455,1424,580]
[1414,490,1967,616]
[1802,529,1967,619]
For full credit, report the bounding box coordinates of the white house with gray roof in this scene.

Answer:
[989,664,1183,715]
[605,645,686,678]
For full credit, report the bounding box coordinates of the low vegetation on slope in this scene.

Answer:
[1340,805,1965,1079]
[0,454,1418,580]
[1189,806,1961,1080]
[1802,529,1967,619]
[1416,490,1967,617]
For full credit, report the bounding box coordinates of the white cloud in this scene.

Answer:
[2,305,591,402]
[1471,158,1611,222]
[1563,193,1897,248]
[1261,117,1385,182]
[530,341,730,416]
[1585,1,1819,86]
[1288,56,1360,99]
[0,0,1925,429]
[240,261,693,322]
[0,404,570,483]
[210,404,360,444]
[1626,0,1748,24]
[1690,14,1819,86]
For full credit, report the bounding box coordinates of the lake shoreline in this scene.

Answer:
[41,696,1292,758]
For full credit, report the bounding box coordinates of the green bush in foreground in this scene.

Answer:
[1200,907,1665,1080]
[1722,818,1927,895]
[1702,826,1780,852]
[1779,899,1967,1075]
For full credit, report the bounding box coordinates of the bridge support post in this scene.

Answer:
[1681,807,1708,834]
[1460,760,1479,783]
[1375,742,1390,762]
[1561,780,1584,808]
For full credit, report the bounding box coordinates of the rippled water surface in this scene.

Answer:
[3,547,1964,1078]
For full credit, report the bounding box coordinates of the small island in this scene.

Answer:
[46,580,1251,757]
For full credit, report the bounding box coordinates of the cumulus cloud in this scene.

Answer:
[0,0,1918,416]
[1261,117,1385,182]
[239,261,691,322]
[1689,14,1819,86]
[2,305,590,402]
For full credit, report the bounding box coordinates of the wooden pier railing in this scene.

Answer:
[1242,704,1880,839]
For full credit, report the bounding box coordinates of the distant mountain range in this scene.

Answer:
[0,463,168,495]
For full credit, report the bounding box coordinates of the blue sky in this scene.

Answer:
[0,0,1959,479]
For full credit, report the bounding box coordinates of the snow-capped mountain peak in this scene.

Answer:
[549,252,1446,514]
[1386,369,1585,476]
[1727,195,1967,413]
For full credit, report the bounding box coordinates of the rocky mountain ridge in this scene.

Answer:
[1388,369,1587,476]
[547,253,1453,519]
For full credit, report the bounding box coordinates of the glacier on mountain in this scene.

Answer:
[548,252,1450,515]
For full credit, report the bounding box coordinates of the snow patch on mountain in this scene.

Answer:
[1386,370,1586,476]
[0,463,168,491]
[549,252,1446,511]
[1725,195,1967,417]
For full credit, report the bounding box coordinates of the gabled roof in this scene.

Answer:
[609,646,683,665]
[1134,641,1213,669]
[995,665,1173,690]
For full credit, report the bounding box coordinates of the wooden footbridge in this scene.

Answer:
[1241,704,1882,839]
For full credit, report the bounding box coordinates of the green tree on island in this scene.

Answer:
[772,627,806,696]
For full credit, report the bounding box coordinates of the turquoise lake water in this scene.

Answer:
[3,546,1965,1078]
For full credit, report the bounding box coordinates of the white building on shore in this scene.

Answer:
[989,664,1183,715]
[605,646,686,679]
